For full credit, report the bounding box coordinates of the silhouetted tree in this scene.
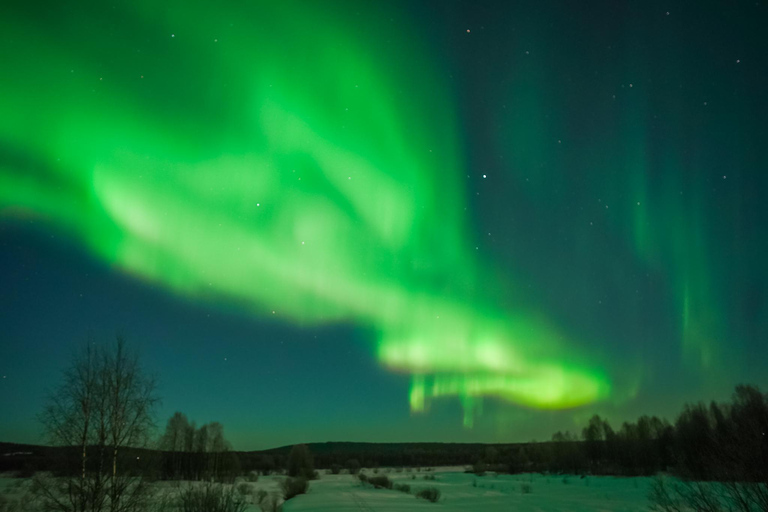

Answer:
[160,412,190,479]
[582,414,605,469]
[345,458,360,475]
[287,444,315,479]
[651,385,768,512]
[35,337,158,512]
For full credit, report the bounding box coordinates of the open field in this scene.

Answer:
[1,468,654,512]
[282,469,653,512]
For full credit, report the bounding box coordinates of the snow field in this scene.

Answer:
[282,468,653,512]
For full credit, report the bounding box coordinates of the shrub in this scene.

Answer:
[258,494,279,512]
[367,476,393,489]
[357,473,368,484]
[255,490,268,504]
[14,465,35,479]
[178,483,247,512]
[394,483,411,494]
[416,487,441,503]
[281,477,309,501]
[646,475,768,512]
[0,495,21,512]
[331,464,342,475]
[151,490,178,512]
[346,459,361,475]
[245,472,259,483]
[487,463,509,473]
[236,483,253,497]
[423,474,436,481]
[520,483,533,494]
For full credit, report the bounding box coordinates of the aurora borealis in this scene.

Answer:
[1,1,767,449]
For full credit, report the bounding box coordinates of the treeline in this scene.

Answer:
[156,412,241,482]
[469,384,768,479]
[12,336,765,512]
[237,383,766,481]
[0,443,157,476]
[6,342,765,484]
[243,442,518,470]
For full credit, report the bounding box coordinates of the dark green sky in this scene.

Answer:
[1,0,766,450]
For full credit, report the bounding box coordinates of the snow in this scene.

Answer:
[1,468,655,511]
[281,468,654,512]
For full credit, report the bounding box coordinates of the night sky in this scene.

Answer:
[1,0,767,451]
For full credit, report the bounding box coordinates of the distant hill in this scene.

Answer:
[0,442,57,473]
[1,440,520,473]
[259,441,508,455]
[238,441,524,469]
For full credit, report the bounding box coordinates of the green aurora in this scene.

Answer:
[2,0,765,432]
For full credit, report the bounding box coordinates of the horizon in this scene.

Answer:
[2,0,767,452]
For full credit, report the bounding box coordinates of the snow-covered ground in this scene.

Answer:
[1,468,655,511]
[282,468,653,512]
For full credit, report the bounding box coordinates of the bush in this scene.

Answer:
[424,474,436,480]
[0,495,21,512]
[520,483,533,494]
[255,490,268,504]
[281,477,309,501]
[416,487,441,503]
[258,494,279,512]
[178,483,247,512]
[330,464,342,475]
[357,473,368,484]
[367,476,393,489]
[394,483,411,494]
[245,472,259,482]
[646,475,768,512]
[14,465,35,479]
[236,483,253,496]
[346,459,361,475]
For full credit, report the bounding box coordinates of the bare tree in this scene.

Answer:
[287,444,315,479]
[35,336,159,512]
[160,412,190,479]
